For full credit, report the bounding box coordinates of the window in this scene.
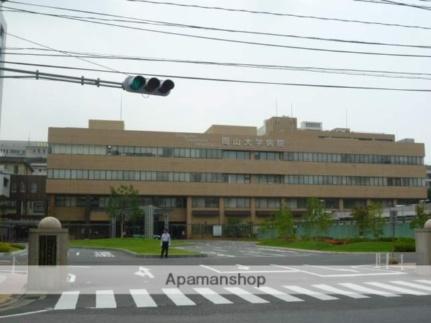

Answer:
[31,183,38,193]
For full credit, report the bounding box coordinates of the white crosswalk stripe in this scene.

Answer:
[256,286,303,302]
[54,291,80,310]
[283,285,338,301]
[224,287,269,304]
[391,281,431,292]
[415,280,431,286]
[312,284,368,299]
[162,288,196,306]
[51,280,431,311]
[130,289,157,308]
[96,290,116,309]
[194,288,232,304]
[339,283,399,297]
[365,282,427,296]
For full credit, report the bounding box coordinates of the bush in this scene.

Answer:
[393,240,415,252]
[0,242,24,253]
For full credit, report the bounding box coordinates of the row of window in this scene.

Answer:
[55,196,186,208]
[51,195,419,210]
[49,144,424,165]
[10,182,39,194]
[47,169,426,187]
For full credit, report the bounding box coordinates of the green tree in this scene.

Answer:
[351,206,369,238]
[107,185,144,238]
[303,198,332,239]
[273,206,295,240]
[368,202,385,238]
[410,203,431,229]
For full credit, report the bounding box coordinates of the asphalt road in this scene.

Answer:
[0,240,430,323]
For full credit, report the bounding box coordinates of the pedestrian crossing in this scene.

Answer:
[52,279,431,311]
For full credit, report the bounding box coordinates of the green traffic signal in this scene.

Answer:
[130,76,146,91]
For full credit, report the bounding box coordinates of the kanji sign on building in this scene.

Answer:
[221,137,285,147]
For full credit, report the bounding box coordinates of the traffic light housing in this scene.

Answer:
[122,75,175,96]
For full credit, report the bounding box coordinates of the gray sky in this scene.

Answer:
[0,0,430,162]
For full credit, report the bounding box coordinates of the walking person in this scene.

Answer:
[160,228,171,258]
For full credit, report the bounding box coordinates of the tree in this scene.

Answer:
[273,206,295,240]
[351,206,369,238]
[410,203,431,229]
[107,185,144,238]
[368,202,385,239]
[303,198,332,239]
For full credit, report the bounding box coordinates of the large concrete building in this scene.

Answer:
[46,117,427,238]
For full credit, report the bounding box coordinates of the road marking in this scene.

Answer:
[256,286,303,302]
[416,279,431,286]
[339,283,399,297]
[194,288,232,304]
[391,281,431,292]
[130,289,157,307]
[54,291,80,310]
[94,251,115,258]
[0,308,52,318]
[365,282,427,296]
[283,285,338,301]
[236,264,250,270]
[162,288,196,306]
[67,273,76,283]
[134,266,154,279]
[312,284,368,299]
[224,287,269,304]
[309,266,359,273]
[96,290,117,308]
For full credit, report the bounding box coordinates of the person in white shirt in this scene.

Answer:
[160,228,171,258]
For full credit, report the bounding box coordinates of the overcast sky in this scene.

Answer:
[0,0,430,162]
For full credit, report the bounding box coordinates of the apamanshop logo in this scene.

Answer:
[165,273,266,288]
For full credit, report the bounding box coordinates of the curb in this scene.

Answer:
[256,245,415,255]
[71,246,207,258]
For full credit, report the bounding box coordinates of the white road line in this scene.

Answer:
[224,287,269,304]
[162,288,196,306]
[130,289,157,307]
[194,288,232,304]
[0,308,52,319]
[54,291,80,310]
[366,282,427,296]
[283,285,338,301]
[339,283,399,297]
[312,284,368,299]
[416,280,431,286]
[256,286,303,302]
[391,281,431,292]
[96,290,117,308]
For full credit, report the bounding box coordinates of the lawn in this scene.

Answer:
[258,238,415,252]
[70,238,198,256]
[0,242,24,253]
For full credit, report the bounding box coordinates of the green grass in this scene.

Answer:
[258,238,415,252]
[0,242,24,253]
[70,238,198,256]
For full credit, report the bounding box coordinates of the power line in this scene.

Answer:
[2,66,431,92]
[4,12,431,59]
[3,4,431,50]
[5,33,121,74]
[125,0,431,28]
[355,0,431,11]
[3,54,431,81]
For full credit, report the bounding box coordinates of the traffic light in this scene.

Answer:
[122,75,175,96]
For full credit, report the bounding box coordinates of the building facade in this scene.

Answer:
[46,117,427,238]
[0,158,47,240]
[0,3,6,130]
